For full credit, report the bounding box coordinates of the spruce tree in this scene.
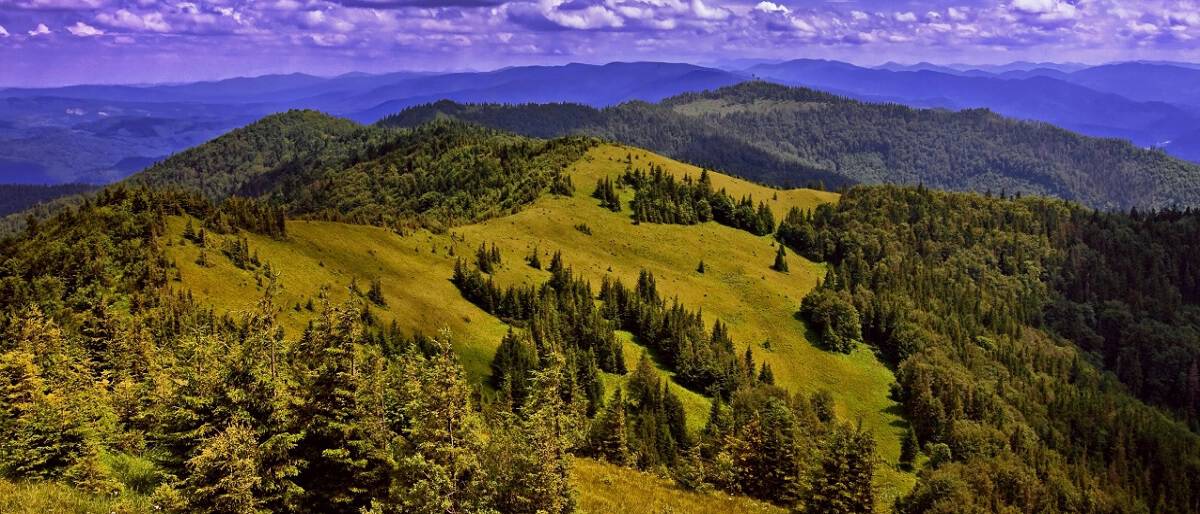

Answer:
[772,244,789,273]
[900,428,919,471]
[592,388,630,465]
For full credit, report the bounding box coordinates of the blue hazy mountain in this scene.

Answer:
[0,62,745,183]
[749,59,1200,160]
[4,59,1200,184]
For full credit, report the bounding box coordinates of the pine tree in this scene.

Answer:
[900,428,919,471]
[758,363,775,385]
[491,329,540,408]
[772,244,789,273]
[184,422,263,514]
[367,278,386,306]
[592,388,630,465]
[697,260,706,274]
[528,246,542,270]
[806,422,876,514]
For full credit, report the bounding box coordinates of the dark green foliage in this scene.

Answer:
[382,82,1200,210]
[573,223,592,235]
[454,253,621,415]
[0,184,99,217]
[787,185,1200,512]
[476,242,502,273]
[492,329,540,407]
[798,287,861,353]
[366,278,386,307]
[806,422,876,514]
[592,177,621,211]
[757,363,774,386]
[599,270,755,397]
[589,388,630,465]
[124,112,595,232]
[621,164,774,236]
[527,246,542,269]
[696,260,705,274]
[771,244,788,273]
[900,428,918,472]
[0,186,585,514]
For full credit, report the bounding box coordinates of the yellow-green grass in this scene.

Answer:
[571,457,785,514]
[0,479,150,514]
[165,144,913,507]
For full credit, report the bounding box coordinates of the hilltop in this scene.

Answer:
[382,81,1200,210]
[4,112,1200,513]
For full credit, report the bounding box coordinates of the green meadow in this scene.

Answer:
[166,144,914,509]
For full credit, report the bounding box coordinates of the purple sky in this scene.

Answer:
[1,0,1198,87]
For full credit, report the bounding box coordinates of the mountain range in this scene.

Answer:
[4,60,1200,200]
[382,81,1200,210]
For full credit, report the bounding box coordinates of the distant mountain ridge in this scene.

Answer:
[748,59,1200,161]
[5,59,1200,185]
[381,81,1200,210]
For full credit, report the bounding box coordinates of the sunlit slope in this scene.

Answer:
[572,457,785,514]
[166,143,913,506]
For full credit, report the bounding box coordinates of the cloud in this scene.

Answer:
[28,23,52,36]
[67,21,104,36]
[894,12,917,22]
[95,8,172,32]
[0,25,8,37]
[334,0,505,7]
[754,2,789,15]
[947,7,968,21]
[691,0,730,21]
[1011,0,1077,21]
[6,0,105,9]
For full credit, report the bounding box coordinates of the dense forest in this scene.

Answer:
[123,111,594,232]
[779,186,1200,512]
[0,184,99,217]
[381,81,1200,210]
[4,112,1200,513]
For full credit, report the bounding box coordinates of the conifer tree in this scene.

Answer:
[592,388,630,465]
[772,244,789,273]
[367,278,386,306]
[900,428,919,471]
[806,423,876,514]
[185,422,263,514]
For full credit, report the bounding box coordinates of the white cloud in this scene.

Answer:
[0,25,8,38]
[947,7,968,21]
[309,33,348,46]
[67,21,104,37]
[28,23,51,36]
[1129,20,1159,35]
[691,0,730,21]
[1012,0,1077,20]
[850,10,868,21]
[538,0,623,29]
[95,9,172,33]
[754,1,789,14]
[894,12,917,22]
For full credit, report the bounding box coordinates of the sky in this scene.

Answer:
[0,0,1198,87]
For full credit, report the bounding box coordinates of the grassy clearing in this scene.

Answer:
[0,479,151,514]
[166,143,913,509]
[571,457,785,514]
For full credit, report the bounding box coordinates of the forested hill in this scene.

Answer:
[123,109,595,229]
[380,81,1200,210]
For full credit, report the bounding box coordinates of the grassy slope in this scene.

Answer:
[165,144,913,509]
[572,457,785,514]
[0,479,151,513]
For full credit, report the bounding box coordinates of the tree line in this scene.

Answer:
[781,185,1200,513]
